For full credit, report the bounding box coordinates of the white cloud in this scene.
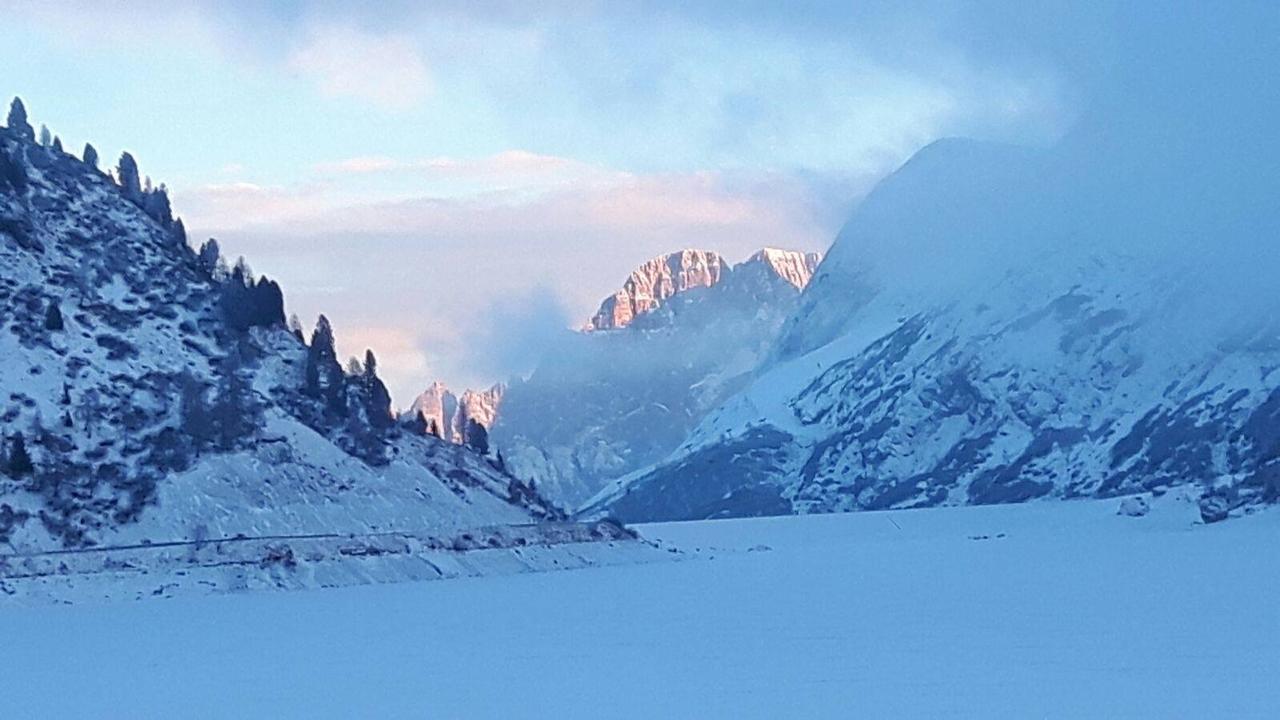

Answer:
[183,155,868,402]
[313,150,620,191]
[313,156,402,175]
[175,182,333,229]
[288,25,432,111]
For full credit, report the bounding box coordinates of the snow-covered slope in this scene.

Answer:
[486,247,822,506]
[0,105,576,568]
[5,495,1276,718]
[588,26,1280,523]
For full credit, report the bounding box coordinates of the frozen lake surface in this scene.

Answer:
[3,495,1277,718]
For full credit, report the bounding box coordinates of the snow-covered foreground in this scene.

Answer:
[2,496,1277,718]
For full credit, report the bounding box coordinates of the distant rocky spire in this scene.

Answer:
[586,247,822,331]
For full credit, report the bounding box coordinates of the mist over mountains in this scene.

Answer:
[402,247,823,507]
[581,4,1280,523]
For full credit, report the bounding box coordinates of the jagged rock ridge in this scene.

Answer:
[407,381,505,444]
[587,249,728,331]
[586,248,820,331]
[404,246,824,506]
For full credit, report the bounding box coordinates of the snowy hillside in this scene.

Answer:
[4,495,1276,718]
[0,100,590,574]
[589,41,1280,523]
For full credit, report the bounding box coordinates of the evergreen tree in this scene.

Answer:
[43,299,64,331]
[6,97,33,139]
[82,143,99,169]
[464,419,490,455]
[404,409,428,435]
[233,256,254,284]
[220,260,252,330]
[51,135,63,153]
[178,374,213,449]
[6,433,33,477]
[142,184,173,225]
[38,124,51,147]
[251,277,285,327]
[288,314,305,342]
[304,315,342,412]
[304,352,321,396]
[172,217,187,247]
[117,151,142,201]
[197,238,222,278]
[0,147,27,192]
[359,350,393,429]
[311,315,336,360]
[210,350,256,450]
[346,357,363,376]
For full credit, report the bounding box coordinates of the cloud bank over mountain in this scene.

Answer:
[0,0,1099,402]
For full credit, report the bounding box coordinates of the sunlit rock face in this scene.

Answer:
[407,381,505,444]
[586,248,822,332]
[746,248,822,291]
[586,249,728,331]
[408,381,458,439]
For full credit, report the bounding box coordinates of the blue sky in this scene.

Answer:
[1,0,1075,401]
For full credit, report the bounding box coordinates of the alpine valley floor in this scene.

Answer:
[2,494,1277,719]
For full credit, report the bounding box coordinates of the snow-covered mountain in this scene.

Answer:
[0,99,573,566]
[588,71,1280,524]
[491,247,820,506]
[404,247,822,507]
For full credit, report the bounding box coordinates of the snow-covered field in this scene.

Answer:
[2,495,1277,718]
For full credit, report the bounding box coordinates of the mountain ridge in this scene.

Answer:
[585,125,1280,523]
[405,245,824,507]
[586,247,820,332]
[0,99,565,559]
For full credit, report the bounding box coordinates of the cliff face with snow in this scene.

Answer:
[588,118,1280,523]
[747,248,821,291]
[0,108,564,562]
[586,249,729,331]
[484,247,822,506]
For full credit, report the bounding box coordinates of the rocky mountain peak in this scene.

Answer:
[458,383,505,432]
[408,381,458,437]
[586,249,728,331]
[405,381,505,444]
[744,248,823,290]
[586,247,822,331]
